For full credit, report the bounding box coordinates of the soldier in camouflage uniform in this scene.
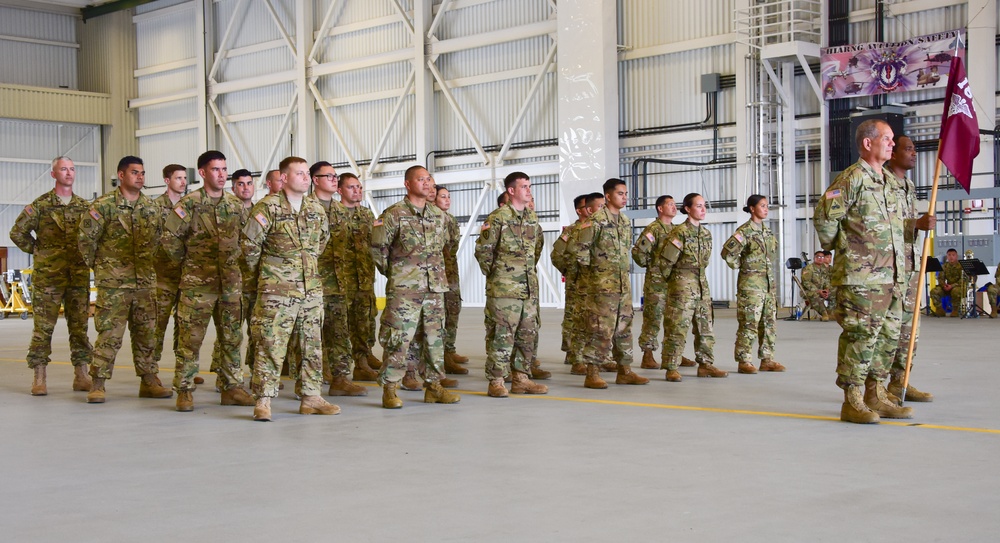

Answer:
[885,135,935,401]
[800,250,834,320]
[929,248,967,317]
[660,193,728,382]
[814,119,931,423]
[571,178,648,389]
[162,151,254,412]
[78,156,172,403]
[632,195,680,370]
[243,156,340,421]
[152,164,189,380]
[721,195,785,374]
[10,156,93,395]
[550,194,598,376]
[436,185,472,374]
[371,165,460,409]
[474,172,548,397]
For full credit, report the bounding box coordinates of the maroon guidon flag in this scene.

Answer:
[938,56,980,193]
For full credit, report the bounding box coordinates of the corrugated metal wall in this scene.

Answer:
[0,7,78,89]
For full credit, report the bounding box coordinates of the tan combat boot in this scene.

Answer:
[139,374,173,399]
[322,365,333,384]
[365,353,383,370]
[299,395,340,415]
[887,374,933,402]
[583,364,608,389]
[841,385,879,424]
[820,313,830,322]
[72,364,92,392]
[530,359,551,380]
[31,365,47,396]
[991,305,998,319]
[570,363,587,375]
[488,377,508,398]
[193,375,205,385]
[221,385,255,406]
[176,390,194,412]
[680,357,697,367]
[87,378,106,404]
[253,397,271,421]
[864,378,913,419]
[511,371,548,394]
[439,377,459,388]
[600,362,617,372]
[353,356,379,382]
[444,353,469,375]
[737,362,758,374]
[615,365,650,385]
[401,369,422,391]
[382,382,403,409]
[640,350,658,369]
[664,369,682,382]
[450,352,469,363]
[759,359,786,372]
[424,381,460,404]
[697,363,728,378]
[328,375,368,396]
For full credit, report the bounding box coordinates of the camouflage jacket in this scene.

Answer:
[241,191,329,297]
[474,204,544,300]
[442,212,461,291]
[814,159,906,286]
[800,263,832,293]
[551,220,582,280]
[9,190,90,288]
[938,261,967,291]
[337,204,377,293]
[890,173,920,273]
[78,189,160,289]
[237,202,256,292]
[631,218,675,288]
[162,188,245,299]
[661,219,711,298]
[721,219,776,291]
[371,198,448,295]
[317,198,346,296]
[573,207,632,296]
[152,193,182,287]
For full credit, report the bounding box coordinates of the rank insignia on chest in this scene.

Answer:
[173,206,187,219]
[89,209,102,221]
[254,213,269,228]
[645,232,655,242]
[24,204,34,215]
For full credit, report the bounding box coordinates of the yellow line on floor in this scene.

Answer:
[6,358,998,435]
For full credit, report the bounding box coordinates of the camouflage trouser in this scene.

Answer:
[152,281,180,364]
[562,289,587,364]
[560,281,578,359]
[443,288,462,353]
[834,284,903,388]
[26,284,91,368]
[804,292,832,316]
[734,286,777,364]
[662,293,714,370]
[638,282,668,352]
[484,296,539,379]
[252,290,323,399]
[322,294,354,378]
[347,289,377,359]
[377,291,444,385]
[210,290,256,376]
[891,272,919,375]
[172,287,242,392]
[930,284,966,315]
[580,293,634,367]
[90,287,156,380]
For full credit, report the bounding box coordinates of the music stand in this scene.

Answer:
[958,258,990,318]
[923,257,942,316]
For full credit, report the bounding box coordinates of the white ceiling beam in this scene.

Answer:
[208,98,250,171]
[620,33,737,61]
[218,38,286,60]
[208,0,249,82]
[429,19,555,55]
[262,0,297,57]
[128,89,198,109]
[309,48,412,78]
[135,120,199,138]
[426,0,454,39]
[0,34,78,49]
[497,41,557,162]
[366,70,416,179]
[308,79,360,174]
[209,70,297,96]
[388,0,415,35]
[426,59,490,165]
[308,0,341,61]
[133,58,197,78]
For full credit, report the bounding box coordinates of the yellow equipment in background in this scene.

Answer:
[1,269,32,320]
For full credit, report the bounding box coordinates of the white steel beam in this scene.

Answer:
[308,79,360,174]
[207,0,249,83]
[455,180,493,256]
[308,0,341,61]
[218,39,286,61]
[0,34,78,49]
[294,0,313,159]
[133,57,197,78]
[135,120,199,138]
[426,59,490,165]
[366,70,416,179]
[263,0,297,57]
[413,0,433,171]
[309,49,413,78]
[132,1,194,24]
[264,93,298,173]
[196,0,209,149]
[426,0,453,39]
[429,19,556,55]
[210,70,297,96]
[389,0,415,36]
[620,33,737,61]
[208,98,249,170]
[496,41,557,163]
[128,89,198,109]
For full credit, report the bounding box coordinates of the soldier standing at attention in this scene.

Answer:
[814,119,918,424]
[151,164,190,382]
[474,171,548,397]
[78,156,171,403]
[572,178,649,389]
[436,185,472,374]
[11,156,93,395]
[162,151,254,412]
[884,135,935,401]
[930,248,966,317]
[721,195,785,374]
[371,165,460,408]
[264,169,282,195]
[243,156,339,421]
[550,194,587,373]
[660,193,728,382]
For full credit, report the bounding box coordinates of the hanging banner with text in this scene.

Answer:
[820,30,966,100]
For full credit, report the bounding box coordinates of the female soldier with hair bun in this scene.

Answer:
[721,195,785,374]
[659,193,728,381]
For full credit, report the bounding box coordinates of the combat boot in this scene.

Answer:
[664,369,682,382]
[193,375,205,385]
[697,363,728,378]
[424,381,460,404]
[449,352,469,364]
[139,374,173,398]
[934,307,946,317]
[680,357,696,367]
[366,352,383,370]
[253,397,271,421]
[87,378,106,404]
[444,353,469,375]
[600,362,617,372]
[841,385,879,424]
[221,385,255,406]
[31,365,47,396]
[382,382,403,409]
[299,395,340,415]
[615,365,649,385]
[737,362,758,374]
[353,356,379,382]
[511,371,548,394]
[887,374,933,402]
[488,378,508,398]
[401,369,422,391]
[72,364,92,392]
[176,390,194,412]
[759,359,786,372]
[640,350,658,369]
[530,359,551,380]
[820,313,830,322]
[864,378,913,419]
[439,377,459,388]
[991,305,998,318]
[322,365,333,384]
[570,363,587,375]
[583,364,607,389]
[328,375,367,396]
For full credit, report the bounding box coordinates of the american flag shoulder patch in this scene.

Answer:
[173,206,187,219]
[89,209,102,221]
[481,223,491,231]
[671,238,683,249]
[645,232,655,242]
[255,213,269,228]
[373,219,383,227]
[24,204,34,216]
[734,232,744,244]
[825,189,841,199]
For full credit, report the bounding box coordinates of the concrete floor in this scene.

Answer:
[0,307,997,542]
